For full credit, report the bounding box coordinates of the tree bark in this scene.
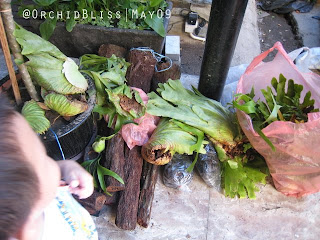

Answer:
[126,50,157,93]
[0,2,39,101]
[75,191,106,215]
[98,43,127,59]
[137,161,159,228]
[104,133,126,192]
[151,62,181,91]
[115,146,143,230]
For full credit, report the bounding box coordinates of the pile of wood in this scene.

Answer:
[79,44,181,230]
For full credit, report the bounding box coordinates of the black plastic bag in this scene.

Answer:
[163,154,193,189]
[195,141,221,191]
[258,0,316,14]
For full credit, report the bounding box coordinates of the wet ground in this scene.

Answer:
[257,10,302,61]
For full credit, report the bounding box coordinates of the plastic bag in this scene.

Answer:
[163,154,193,190]
[236,42,320,197]
[195,141,221,191]
[120,87,160,149]
[257,0,316,14]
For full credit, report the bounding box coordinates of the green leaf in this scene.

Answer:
[227,160,238,169]
[98,164,125,185]
[147,80,238,146]
[39,18,57,40]
[223,160,267,199]
[66,15,77,32]
[142,118,207,165]
[63,58,88,91]
[33,0,57,6]
[253,122,275,151]
[145,14,166,37]
[97,165,108,194]
[232,100,257,114]
[44,92,88,117]
[150,0,163,7]
[263,94,281,124]
[21,100,50,134]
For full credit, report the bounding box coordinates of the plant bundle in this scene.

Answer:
[142,118,207,166]
[80,54,146,132]
[233,74,319,150]
[146,79,268,199]
[16,0,168,40]
[14,25,89,133]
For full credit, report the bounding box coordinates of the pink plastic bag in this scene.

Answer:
[236,42,320,197]
[120,87,160,149]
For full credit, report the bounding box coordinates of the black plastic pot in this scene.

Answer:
[0,74,96,160]
[41,75,96,160]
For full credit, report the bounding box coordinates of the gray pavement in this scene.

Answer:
[292,2,320,48]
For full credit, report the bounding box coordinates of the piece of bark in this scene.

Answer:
[115,146,143,230]
[104,133,126,192]
[104,192,119,205]
[126,50,157,93]
[98,43,127,58]
[75,191,106,215]
[137,161,159,228]
[151,62,181,91]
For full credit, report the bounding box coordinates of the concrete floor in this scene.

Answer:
[1,1,320,239]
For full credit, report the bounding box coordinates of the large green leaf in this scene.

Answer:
[141,118,206,165]
[15,25,87,94]
[44,92,88,117]
[145,14,166,37]
[147,80,238,146]
[21,100,50,134]
[14,25,65,60]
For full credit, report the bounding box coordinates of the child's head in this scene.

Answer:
[0,96,60,240]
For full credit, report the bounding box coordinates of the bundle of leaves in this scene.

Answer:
[15,25,89,134]
[233,74,319,150]
[146,79,268,199]
[17,0,168,40]
[80,54,145,132]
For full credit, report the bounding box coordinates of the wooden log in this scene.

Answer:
[75,191,106,215]
[98,43,127,58]
[137,161,159,228]
[151,62,181,91]
[104,192,119,206]
[103,133,126,192]
[126,50,157,93]
[115,146,143,230]
[0,13,21,104]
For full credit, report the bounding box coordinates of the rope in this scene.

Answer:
[49,128,66,160]
[130,47,173,73]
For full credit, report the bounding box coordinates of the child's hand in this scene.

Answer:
[57,160,94,199]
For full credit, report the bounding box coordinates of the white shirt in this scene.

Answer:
[42,187,98,240]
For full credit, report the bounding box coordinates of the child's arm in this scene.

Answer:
[57,160,94,199]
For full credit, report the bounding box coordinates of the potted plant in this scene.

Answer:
[1,23,97,160]
[12,0,172,57]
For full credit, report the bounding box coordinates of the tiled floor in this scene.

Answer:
[94,173,320,240]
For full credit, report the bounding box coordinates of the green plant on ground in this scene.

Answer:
[146,79,268,199]
[232,74,319,150]
[15,0,168,40]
